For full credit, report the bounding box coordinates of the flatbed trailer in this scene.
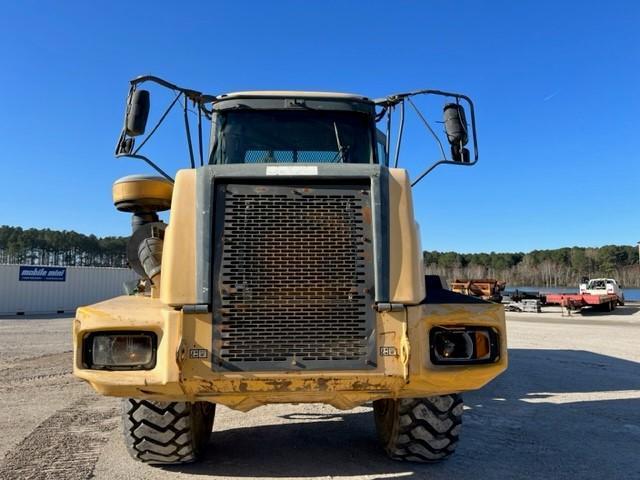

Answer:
[544,293,619,312]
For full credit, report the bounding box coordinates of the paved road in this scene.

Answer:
[1,306,639,479]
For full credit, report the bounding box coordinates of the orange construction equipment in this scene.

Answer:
[450,279,505,303]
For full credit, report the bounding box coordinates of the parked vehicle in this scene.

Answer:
[546,277,624,312]
[580,278,625,305]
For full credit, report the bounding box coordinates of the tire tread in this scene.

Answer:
[122,399,214,465]
[375,395,463,463]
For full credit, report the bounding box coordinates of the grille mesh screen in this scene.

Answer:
[212,183,375,371]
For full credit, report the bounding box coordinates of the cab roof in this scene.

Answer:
[211,90,375,114]
[216,90,371,102]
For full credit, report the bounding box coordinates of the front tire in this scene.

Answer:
[122,399,215,464]
[373,395,462,462]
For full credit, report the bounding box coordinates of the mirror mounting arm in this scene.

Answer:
[197,107,204,167]
[410,158,472,187]
[182,93,196,169]
[392,100,405,168]
[129,75,210,103]
[115,153,174,183]
[376,89,479,186]
[384,105,392,162]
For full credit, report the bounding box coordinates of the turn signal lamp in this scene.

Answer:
[429,326,499,365]
[83,332,157,370]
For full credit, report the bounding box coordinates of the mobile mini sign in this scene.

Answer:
[19,266,67,282]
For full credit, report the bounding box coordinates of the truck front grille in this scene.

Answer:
[211,183,376,371]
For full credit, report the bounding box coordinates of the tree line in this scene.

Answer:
[2,225,639,287]
[0,226,128,267]
[424,245,640,288]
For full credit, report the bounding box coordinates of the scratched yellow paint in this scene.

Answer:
[73,295,507,411]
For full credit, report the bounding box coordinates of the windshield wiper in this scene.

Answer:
[332,122,349,163]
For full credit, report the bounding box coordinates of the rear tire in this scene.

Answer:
[373,395,462,462]
[122,399,215,464]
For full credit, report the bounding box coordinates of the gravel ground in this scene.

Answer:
[0,305,639,479]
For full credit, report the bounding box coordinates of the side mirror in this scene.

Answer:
[443,103,470,163]
[126,89,150,137]
[443,103,468,145]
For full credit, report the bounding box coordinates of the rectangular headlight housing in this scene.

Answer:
[429,326,499,365]
[83,331,157,370]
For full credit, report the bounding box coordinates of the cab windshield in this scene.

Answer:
[210,110,374,164]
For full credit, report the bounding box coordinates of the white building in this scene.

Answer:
[0,265,137,315]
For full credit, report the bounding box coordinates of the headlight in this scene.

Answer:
[429,326,499,365]
[83,332,157,370]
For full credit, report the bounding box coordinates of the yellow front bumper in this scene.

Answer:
[73,295,507,411]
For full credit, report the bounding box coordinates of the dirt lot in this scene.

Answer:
[1,305,639,480]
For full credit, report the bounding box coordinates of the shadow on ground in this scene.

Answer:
[164,348,640,479]
[580,304,640,316]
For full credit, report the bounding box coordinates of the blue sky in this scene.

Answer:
[0,1,638,253]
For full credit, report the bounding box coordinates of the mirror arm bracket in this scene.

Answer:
[411,159,475,187]
[129,75,209,102]
[376,89,479,186]
[182,93,196,169]
[197,106,204,167]
[132,92,182,156]
[392,100,405,168]
[384,105,392,161]
[115,153,174,183]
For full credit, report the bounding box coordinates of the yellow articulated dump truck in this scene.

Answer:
[73,75,507,465]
